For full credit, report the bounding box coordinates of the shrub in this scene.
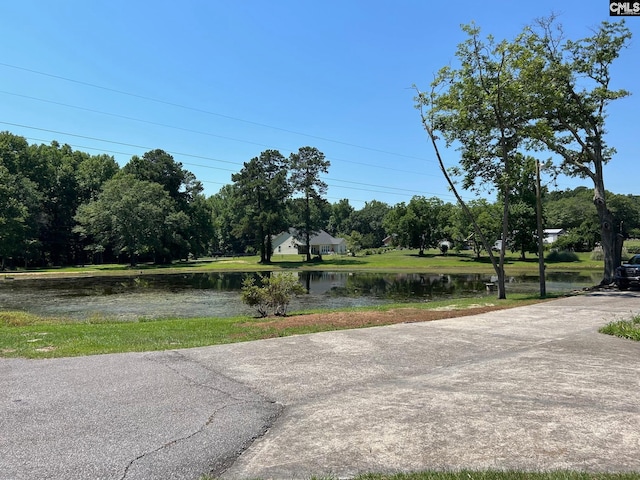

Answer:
[546,250,579,263]
[592,247,628,261]
[552,234,590,252]
[241,273,306,317]
[626,245,640,255]
[590,247,604,261]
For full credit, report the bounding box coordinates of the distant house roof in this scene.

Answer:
[277,228,345,246]
[309,229,345,246]
[544,228,565,234]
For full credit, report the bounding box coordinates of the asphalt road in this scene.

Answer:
[1,291,639,479]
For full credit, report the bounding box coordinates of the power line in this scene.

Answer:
[1,121,242,168]
[0,61,433,162]
[12,125,458,202]
[0,63,606,200]
[0,89,443,179]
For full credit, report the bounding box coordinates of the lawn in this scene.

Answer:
[10,248,605,278]
[1,295,548,359]
[0,248,615,360]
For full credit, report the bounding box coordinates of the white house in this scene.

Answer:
[272,229,347,256]
[543,228,566,244]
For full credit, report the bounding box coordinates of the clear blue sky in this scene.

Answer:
[1,1,638,209]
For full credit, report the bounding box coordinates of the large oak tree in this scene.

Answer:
[518,18,632,284]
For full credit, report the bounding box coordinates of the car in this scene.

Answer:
[614,254,640,290]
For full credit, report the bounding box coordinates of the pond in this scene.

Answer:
[0,271,600,321]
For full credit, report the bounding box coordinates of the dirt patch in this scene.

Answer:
[250,303,530,331]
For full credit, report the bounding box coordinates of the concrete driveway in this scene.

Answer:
[1,291,639,479]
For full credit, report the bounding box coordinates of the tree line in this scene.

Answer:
[2,130,639,270]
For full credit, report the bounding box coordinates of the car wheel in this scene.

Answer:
[618,282,629,291]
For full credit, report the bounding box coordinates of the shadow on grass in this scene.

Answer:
[270,258,368,269]
[406,253,507,264]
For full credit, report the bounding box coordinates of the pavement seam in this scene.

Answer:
[150,349,278,403]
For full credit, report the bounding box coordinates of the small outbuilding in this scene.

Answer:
[543,228,566,244]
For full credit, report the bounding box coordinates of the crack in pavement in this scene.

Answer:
[118,350,283,480]
[118,403,236,480]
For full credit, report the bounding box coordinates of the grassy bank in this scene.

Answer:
[4,248,605,278]
[1,295,548,359]
[0,248,610,359]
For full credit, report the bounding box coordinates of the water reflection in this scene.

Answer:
[0,270,599,320]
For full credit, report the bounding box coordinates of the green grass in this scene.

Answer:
[0,294,547,359]
[599,315,640,341]
[0,313,275,358]
[0,248,605,359]
[12,248,604,277]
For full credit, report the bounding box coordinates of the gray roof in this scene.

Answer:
[281,228,345,246]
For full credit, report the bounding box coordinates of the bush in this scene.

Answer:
[626,245,640,255]
[591,246,629,261]
[546,250,579,263]
[590,247,604,261]
[241,273,306,317]
[551,234,590,252]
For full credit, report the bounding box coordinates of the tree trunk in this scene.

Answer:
[594,192,622,285]
[418,97,506,299]
[535,159,546,298]
[305,193,312,262]
[497,197,508,300]
[264,231,273,263]
[593,163,623,284]
[259,226,267,263]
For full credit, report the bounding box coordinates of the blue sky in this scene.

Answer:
[1,1,638,209]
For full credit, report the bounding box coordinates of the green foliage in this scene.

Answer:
[345,230,364,255]
[74,174,177,266]
[545,250,579,263]
[240,276,269,317]
[518,18,632,283]
[0,134,218,267]
[590,247,629,261]
[327,198,354,236]
[551,233,590,253]
[600,315,640,342]
[231,150,291,263]
[626,244,640,255]
[383,196,450,255]
[289,146,331,261]
[241,273,306,317]
[349,200,391,249]
[458,200,502,259]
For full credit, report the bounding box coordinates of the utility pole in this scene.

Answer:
[535,159,546,298]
